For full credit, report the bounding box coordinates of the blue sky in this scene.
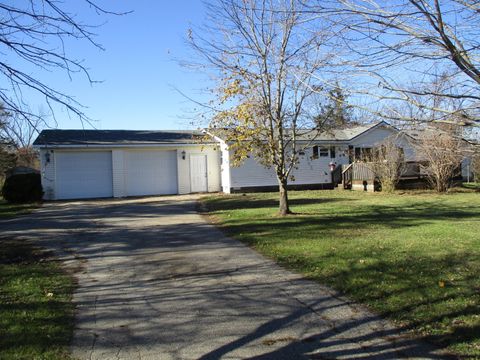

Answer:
[32,1,209,130]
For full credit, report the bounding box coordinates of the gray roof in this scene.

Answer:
[305,122,386,141]
[33,129,206,146]
[33,122,390,147]
[208,121,390,142]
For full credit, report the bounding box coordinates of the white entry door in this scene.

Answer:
[190,154,208,192]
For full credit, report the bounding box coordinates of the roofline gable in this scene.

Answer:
[207,121,394,143]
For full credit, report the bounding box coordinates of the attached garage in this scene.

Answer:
[124,150,178,196]
[55,151,113,200]
[34,129,222,200]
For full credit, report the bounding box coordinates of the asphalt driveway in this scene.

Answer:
[1,195,447,359]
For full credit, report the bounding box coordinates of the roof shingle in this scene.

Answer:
[33,129,205,146]
[33,122,389,147]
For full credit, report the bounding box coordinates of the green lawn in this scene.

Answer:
[463,182,480,190]
[0,199,38,218]
[203,189,480,357]
[0,201,75,359]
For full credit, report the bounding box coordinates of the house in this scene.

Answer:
[33,121,413,200]
[211,121,414,193]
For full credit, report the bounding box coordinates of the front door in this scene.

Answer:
[190,154,208,192]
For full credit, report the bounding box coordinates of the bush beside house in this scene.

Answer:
[2,173,43,203]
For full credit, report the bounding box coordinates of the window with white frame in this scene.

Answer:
[319,147,329,157]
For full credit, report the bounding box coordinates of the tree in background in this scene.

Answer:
[314,83,357,129]
[412,125,465,192]
[0,108,16,182]
[0,145,16,182]
[188,0,339,215]
[0,104,41,170]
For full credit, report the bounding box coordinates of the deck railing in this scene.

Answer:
[341,163,354,189]
[341,161,429,190]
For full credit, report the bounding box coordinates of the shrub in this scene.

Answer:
[370,135,406,193]
[2,173,43,203]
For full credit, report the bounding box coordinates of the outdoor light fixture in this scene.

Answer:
[45,151,51,163]
[329,161,336,172]
[181,150,186,160]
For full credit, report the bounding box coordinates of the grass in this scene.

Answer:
[0,198,38,218]
[462,182,480,190]
[0,221,75,359]
[202,189,480,357]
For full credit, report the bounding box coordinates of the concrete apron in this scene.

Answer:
[0,195,446,360]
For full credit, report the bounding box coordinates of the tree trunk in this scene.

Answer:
[278,177,291,216]
[437,180,448,193]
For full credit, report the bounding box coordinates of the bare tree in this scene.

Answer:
[187,0,338,215]
[412,125,465,192]
[0,1,127,134]
[0,145,16,183]
[0,105,40,170]
[307,0,480,126]
[0,108,15,181]
[370,135,407,193]
[0,109,44,148]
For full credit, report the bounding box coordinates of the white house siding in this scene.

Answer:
[39,149,56,200]
[230,156,278,189]
[205,147,222,192]
[350,126,397,148]
[177,145,221,194]
[219,141,231,193]
[292,153,332,184]
[350,126,417,162]
[229,150,333,190]
[112,150,126,197]
[331,145,350,167]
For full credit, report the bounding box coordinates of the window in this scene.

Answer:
[330,146,336,159]
[354,147,361,160]
[319,147,329,157]
[313,145,329,159]
[362,147,372,161]
[354,147,373,161]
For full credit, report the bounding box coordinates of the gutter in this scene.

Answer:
[33,142,219,150]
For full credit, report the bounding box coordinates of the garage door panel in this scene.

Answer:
[125,151,178,196]
[56,151,113,199]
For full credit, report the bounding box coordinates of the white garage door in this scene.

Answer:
[125,150,178,196]
[56,151,113,200]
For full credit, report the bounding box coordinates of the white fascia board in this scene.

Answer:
[33,142,219,150]
[307,140,351,145]
[202,130,229,148]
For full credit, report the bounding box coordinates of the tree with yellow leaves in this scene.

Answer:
[188,0,338,215]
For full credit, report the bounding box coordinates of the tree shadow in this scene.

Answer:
[0,195,476,358]
[202,195,356,211]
